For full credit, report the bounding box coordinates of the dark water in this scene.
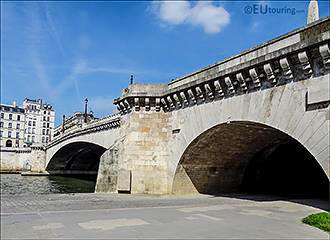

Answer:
[0,174,96,195]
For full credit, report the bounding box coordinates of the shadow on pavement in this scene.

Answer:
[208,193,330,211]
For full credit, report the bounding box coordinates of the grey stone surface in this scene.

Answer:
[95,142,120,193]
[117,169,131,192]
[307,75,330,104]
[1,193,328,239]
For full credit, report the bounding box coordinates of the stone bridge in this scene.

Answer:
[45,114,120,176]
[44,17,330,196]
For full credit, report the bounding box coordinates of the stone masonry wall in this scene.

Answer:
[0,150,30,172]
[95,140,121,193]
[120,109,171,194]
[29,147,47,172]
[0,147,46,172]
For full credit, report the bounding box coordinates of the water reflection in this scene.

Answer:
[0,174,96,195]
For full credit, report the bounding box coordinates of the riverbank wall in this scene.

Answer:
[0,146,46,172]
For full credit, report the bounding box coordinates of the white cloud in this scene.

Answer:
[52,58,87,99]
[150,1,230,33]
[251,21,262,31]
[44,5,65,57]
[157,1,190,24]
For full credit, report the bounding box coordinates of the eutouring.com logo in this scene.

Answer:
[244,4,304,15]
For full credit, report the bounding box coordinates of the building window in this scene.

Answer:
[46,137,48,143]
[43,122,46,127]
[42,137,45,143]
[47,123,50,128]
[8,131,12,138]
[16,123,20,129]
[33,121,36,126]
[0,113,4,119]
[42,129,45,135]
[48,111,50,115]
[44,111,46,114]
[9,114,12,120]
[0,131,2,137]
[43,116,46,121]
[47,117,50,121]
[15,140,19,147]
[27,135,30,142]
[8,122,12,128]
[5,140,12,147]
[16,132,19,138]
[28,121,31,126]
[28,127,31,134]
[47,129,49,135]
[32,128,35,134]
[17,115,20,121]
[32,136,35,142]
[0,122,3,127]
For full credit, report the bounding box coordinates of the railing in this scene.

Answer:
[47,113,121,149]
[0,147,32,153]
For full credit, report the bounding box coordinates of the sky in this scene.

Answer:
[1,0,329,126]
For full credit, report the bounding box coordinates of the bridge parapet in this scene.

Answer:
[114,17,329,114]
[47,113,121,149]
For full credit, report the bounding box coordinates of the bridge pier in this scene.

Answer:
[95,142,120,193]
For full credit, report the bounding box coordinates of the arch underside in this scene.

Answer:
[173,121,329,198]
[46,142,106,177]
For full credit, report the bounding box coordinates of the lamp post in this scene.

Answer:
[84,98,88,123]
[62,114,65,133]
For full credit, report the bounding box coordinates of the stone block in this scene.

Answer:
[307,75,330,105]
[117,169,131,192]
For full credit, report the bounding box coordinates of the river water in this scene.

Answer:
[0,174,96,195]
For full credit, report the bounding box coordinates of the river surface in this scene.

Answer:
[0,174,96,195]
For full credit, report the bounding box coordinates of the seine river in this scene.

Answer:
[0,174,96,195]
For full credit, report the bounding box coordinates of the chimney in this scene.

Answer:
[13,101,16,107]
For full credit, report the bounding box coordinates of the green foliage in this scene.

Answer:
[302,212,330,232]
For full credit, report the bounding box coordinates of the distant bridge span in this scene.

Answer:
[45,115,120,175]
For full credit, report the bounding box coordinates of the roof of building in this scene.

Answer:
[0,104,25,113]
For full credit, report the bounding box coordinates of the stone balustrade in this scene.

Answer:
[47,113,121,149]
[114,17,330,114]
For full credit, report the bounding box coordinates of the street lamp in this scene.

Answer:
[84,98,88,123]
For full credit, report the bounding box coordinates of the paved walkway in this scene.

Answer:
[1,193,328,239]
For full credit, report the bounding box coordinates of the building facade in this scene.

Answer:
[0,98,55,147]
[0,102,25,147]
[53,112,96,137]
[23,98,55,146]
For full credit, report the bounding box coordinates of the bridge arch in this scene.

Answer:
[46,141,107,178]
[45,127,120,167]
[169,80,329,196]
[172,121,328,197]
